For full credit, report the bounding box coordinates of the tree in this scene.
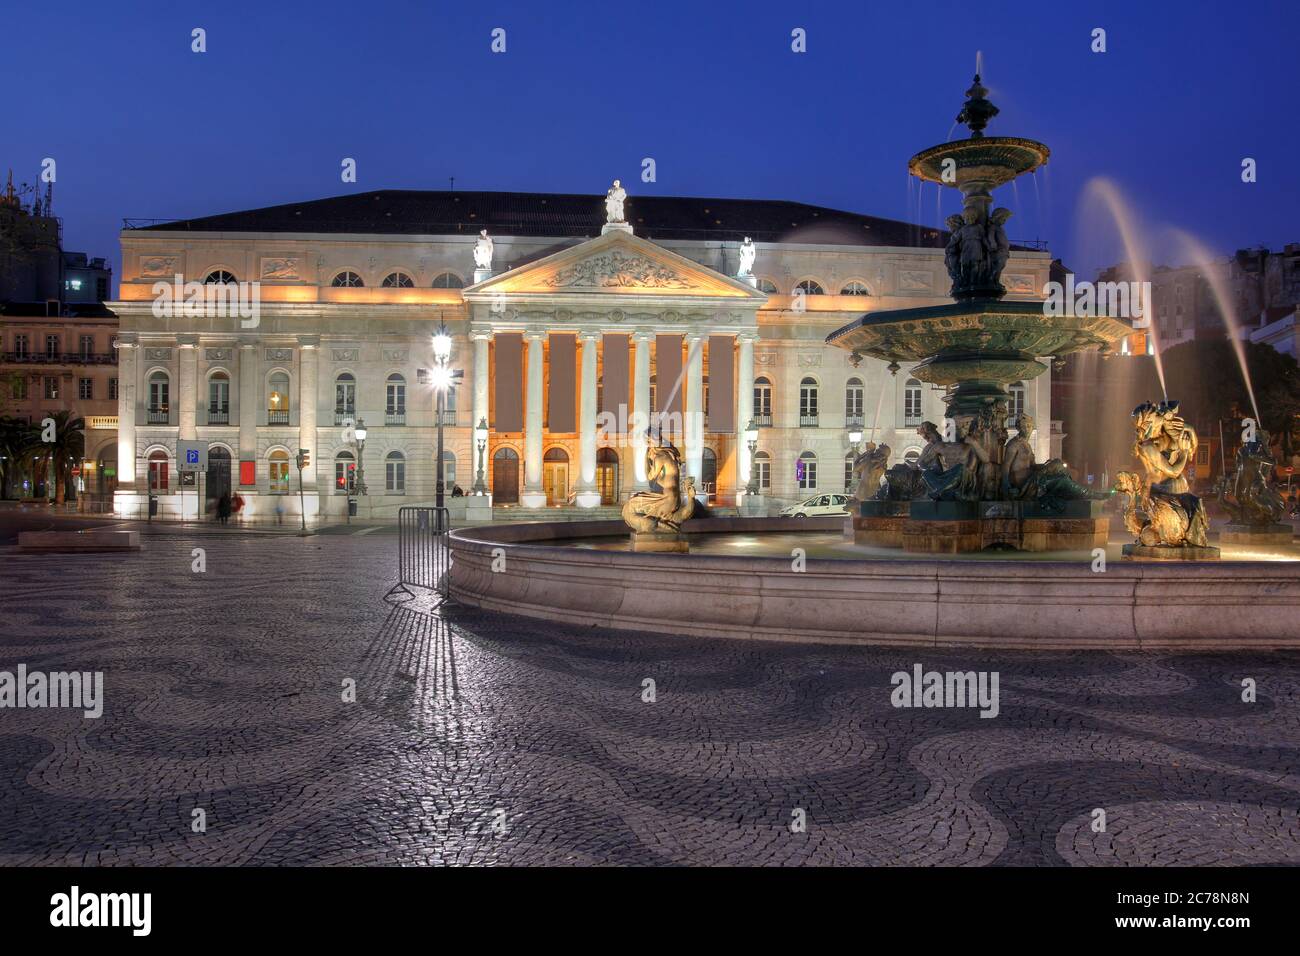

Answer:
[0,416,37,499]
[21,411,85,504]
[1160,339,1300,461]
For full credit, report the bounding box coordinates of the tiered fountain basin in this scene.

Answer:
[447,517,1300,650]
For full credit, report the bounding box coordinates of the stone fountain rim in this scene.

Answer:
[908,135,1052,183]
[825,298,1133,345]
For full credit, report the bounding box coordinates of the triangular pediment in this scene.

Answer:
[464,230,765,299]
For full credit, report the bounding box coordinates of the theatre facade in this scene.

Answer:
[109,185,1054,520]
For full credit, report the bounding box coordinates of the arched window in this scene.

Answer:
[797,450,818,490]
[334,450,356,493]
[648,374,657,414]
[381,272,414,288]
[845,376,864,427]
[596,446,619,505]
[268,371,290,424]
[844,451,857,491]
[203,270,237,284]
[207,371,230,424]
[148,371,170,424]
[753,450,771,491]
[268,449,290,493]
[331,271,364,288]
[799,377,819,426]
[431,271,464,289]
[840,280,871,295]
[148,449,170,492]
[335,372,356,425]
[794,279,824,295]
[753,376,772,426]
[440,450,456,489]
[701,446,717,501]
[386,451,406,493]
[904,377,923,426]
[756,278,779,295]
[1009,382,1026,420]
[386,373,406,424]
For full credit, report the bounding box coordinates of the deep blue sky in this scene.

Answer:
[7,0,1297,292]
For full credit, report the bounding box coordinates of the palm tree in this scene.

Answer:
[21,411,84,505]
[0,416,37,499]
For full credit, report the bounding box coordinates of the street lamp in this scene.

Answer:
[432,322,453,511]
[353,418,368,498]
[744,418,760,497]
[848,425,864,450]
[472,416,489,496]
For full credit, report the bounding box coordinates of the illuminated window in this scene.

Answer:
[382,272,414,288]
[331,271,364,288]
[269,449,290,493]
[268,372,290,423]
[148,450,169,492]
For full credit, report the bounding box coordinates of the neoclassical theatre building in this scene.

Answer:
[109,184,1054,520]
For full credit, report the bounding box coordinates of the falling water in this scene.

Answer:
[975,49,983,77]
[1079,178,1167,398]
[1168,229,1260,421]
[871,372,889,444]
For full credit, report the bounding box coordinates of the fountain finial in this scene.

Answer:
[956,74,998,138]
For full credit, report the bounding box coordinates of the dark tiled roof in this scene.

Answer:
[130,189,951,249]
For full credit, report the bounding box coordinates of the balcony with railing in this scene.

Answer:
[0,351,117,365]
[207,408,230,425]
[845,414,865,429]
[386,409,406,426]
[799,414,819,427]
[267,409,290,425]
[334,409,356,426]
[437,409,456,426]
[754,413,773,427]
[147,407,170,425]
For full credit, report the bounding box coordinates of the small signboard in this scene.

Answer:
[177,440,208,473]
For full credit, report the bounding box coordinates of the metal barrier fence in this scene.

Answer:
[386,506,451,603]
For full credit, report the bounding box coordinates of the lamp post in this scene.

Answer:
[353,418,368,499]
[472,416,489,496]
[432,323,453,511]
[744,418,760,497]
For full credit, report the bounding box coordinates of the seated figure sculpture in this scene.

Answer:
[1002,412,1111,511]
[621,437,696,533]
[1123,400,1210,548]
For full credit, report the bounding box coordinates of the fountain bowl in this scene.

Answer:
[908,136,1050,189]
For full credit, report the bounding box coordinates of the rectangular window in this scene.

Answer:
[46,335,59,358]
[44,377,58,400]
[149,380,169,410]
[14,334,29,358]
[757,458,771,490]
[798,458,817,490]
[335,459,356,493]
[78,378,93,400]
[109,378,118,400]
[844,458,854,491]
[96,277,108,300]
[12,375,28,400]
[904,387,922,425]
[80,335,94,359]
[386,459,406,493]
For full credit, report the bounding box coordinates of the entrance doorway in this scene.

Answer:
[543,447,569,505]
[206,446,232,513]
[596,447,619,505]
[492,447,519,504]
[701,446,717,502]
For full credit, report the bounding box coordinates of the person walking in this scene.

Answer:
[217,492,232,526]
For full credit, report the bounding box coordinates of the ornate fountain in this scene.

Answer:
[829,74,1132,552]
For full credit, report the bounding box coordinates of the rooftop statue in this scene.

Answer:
[622,437,695,533]
[604,179,627,224]
[473,229,494,271]
[738,236,756,277]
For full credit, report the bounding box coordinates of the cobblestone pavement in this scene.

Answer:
[2,535,1299,866]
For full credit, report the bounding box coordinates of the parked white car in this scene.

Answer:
[780,493,851,517]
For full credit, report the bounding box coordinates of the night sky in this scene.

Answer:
[8,0,1297,291]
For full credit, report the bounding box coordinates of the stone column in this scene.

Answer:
[631,330,652,487]
[471,330,491,491]
[238,344,258,481]
[115,339,138,493]
[521,330,546,508]
[575,331,601,507]
[736,332,756,500]
[684,332,705,500]
[178,336,198,440]
[297,338,318,506]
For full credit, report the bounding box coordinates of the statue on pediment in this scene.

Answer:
[605,179,627,223]
[473,229,494,271]
[738,237,756,277]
